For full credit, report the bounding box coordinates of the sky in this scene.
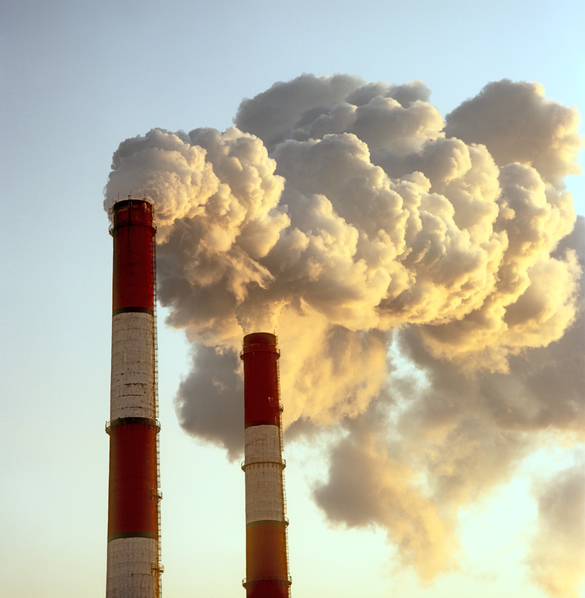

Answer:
[1,1,584,597]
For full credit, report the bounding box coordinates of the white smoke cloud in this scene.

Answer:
[104,74,584,586]
[444,79,583,189]
[313,217,584,582]
[313,418,461,581]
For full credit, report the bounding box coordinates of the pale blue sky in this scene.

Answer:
[1,1,584,596]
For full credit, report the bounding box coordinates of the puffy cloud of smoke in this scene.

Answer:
[314,218,584,581]
[444,80,583,189]
[528,455,585,598]
[104,74,583,584]
[313,418,461,581]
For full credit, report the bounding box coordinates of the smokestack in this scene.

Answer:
[241,332,291,598]
[106,198,163,597]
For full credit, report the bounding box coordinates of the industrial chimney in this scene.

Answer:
[241,332,291,598]
[106,198,163,597]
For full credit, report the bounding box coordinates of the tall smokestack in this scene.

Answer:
[241,332,291,598]
[106,198,162,597]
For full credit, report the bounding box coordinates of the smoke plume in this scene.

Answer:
[528,455,585,598]
[104,74,584,588]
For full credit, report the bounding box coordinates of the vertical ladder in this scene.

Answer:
[152,229,163,597]
[277,355,292,597]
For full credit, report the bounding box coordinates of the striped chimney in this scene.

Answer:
[241,332,291,598]
[106,198,162,597]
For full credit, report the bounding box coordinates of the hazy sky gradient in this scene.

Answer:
[1,1,584,597]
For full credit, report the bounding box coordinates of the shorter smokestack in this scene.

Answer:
[241,332,291,598]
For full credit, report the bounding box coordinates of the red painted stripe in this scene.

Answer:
[107,421,159,539]
[241,333,281,426]
[245,580,290,598]
[111,200,155,313]
[245,522,289,595]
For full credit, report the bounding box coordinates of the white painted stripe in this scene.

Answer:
[106,537,158,598]
[110,312,155,420]
[245,462,286,524]
[245,424,282,464]
[244,424,285,524]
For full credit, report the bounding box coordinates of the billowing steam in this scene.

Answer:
[104,74,584,593]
